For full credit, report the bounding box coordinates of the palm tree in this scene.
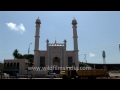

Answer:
[102,50,106,69]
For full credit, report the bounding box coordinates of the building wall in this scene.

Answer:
[39,51,47,67]
[66,51,74,67]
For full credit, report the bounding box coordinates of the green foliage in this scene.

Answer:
[22,54,34,63]
[79,62,86,67]
[18,53,23,59]
[12,49,34,63]
[13,49,19,59]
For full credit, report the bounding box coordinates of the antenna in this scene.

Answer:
[84,54,87,63]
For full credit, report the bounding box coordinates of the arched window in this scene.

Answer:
[7,63,9,67]
[13,63,16,67]
[17,62,19,68]
[10,63,13,67]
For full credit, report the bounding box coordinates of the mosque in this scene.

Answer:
[33,17,79,74]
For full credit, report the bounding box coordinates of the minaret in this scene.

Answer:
[34,17,41,67]
[72,18,79,68]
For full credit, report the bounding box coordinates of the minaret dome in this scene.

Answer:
[72,18,77,25]
[35,17,41,24]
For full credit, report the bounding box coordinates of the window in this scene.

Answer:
[68,57,73,67]
[17,62,19,68]
[4,63,6,67]
[40,56,45,67]
[7,63,9,67]
[10,63,13,67]
[13,63,16,67]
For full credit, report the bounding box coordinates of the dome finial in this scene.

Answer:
[74,17,75,20]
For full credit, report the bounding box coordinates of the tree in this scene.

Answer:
[13,49,19,59]
[79,62,86,67]
[22,54,34,63]
[12,49,34,64]
[18,53,23,59]
[13,49,23,59]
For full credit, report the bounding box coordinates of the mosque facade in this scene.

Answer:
[33,17,79,74]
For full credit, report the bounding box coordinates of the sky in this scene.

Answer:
[0,11,120,64]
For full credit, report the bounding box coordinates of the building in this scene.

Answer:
[33,17,79,74]
[3,59,28,75]
[0,62,3,74]
[86,63,120,71]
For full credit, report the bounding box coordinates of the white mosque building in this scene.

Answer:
[33,17,79,74]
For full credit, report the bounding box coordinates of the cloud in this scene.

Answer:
[6,22,26,34]
[89,53,96,57]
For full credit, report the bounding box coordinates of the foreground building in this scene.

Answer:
[3,59,28,75]
[86,63,120,71]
